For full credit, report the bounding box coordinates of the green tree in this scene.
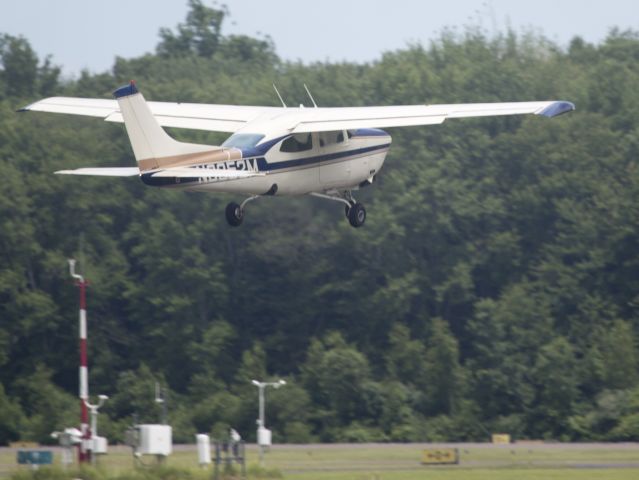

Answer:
[12,365,77,442]
[157,0,227,58]
[530,337,579,438]
[0,383,25,444]
[301,333,371,426]
[598,320,639,389]
[0,34,38,98]
[423,318,463,415]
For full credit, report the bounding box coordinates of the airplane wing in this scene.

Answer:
[287,101,575,133]
[21,95,573,134]
[151,168,265,179]
[55,167,140,176]
[20,97,278,133]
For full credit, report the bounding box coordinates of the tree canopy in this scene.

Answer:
[1,2,638,444]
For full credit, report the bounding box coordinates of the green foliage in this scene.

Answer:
[0,383,24,445]
[1,1,639,444]
[0,34,59,100]
[158,0,227,58]
[11,365,77,442]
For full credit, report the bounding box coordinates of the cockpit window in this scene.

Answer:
[222,133,265,149]
[280,133,313,152]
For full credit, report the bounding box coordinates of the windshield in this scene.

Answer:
[222,133,265,149]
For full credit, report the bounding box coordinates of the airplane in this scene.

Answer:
[20,81,574,227]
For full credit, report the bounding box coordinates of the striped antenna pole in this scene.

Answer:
[69,259,91,464]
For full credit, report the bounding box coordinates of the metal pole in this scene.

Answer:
[258,384,265,429]
[252,379,285,467]
[251,381,266,466]
[69,259,90,464]
[85,395,107,466]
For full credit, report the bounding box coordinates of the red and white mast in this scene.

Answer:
[69,259,91,464]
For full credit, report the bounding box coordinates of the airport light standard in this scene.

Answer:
[68,259,91,464]
[251,379,286,466]
[85,394,108,465]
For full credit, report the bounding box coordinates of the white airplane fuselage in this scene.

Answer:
[140,128,391,196]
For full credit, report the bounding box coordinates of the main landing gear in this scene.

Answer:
[225,201,244,226]
[311,191,366,228]
[225,184,278,227]
[225,195,258,227]
[225,188,366,228]
[345,202,366,227]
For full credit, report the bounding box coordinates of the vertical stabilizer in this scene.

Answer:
[113,81,214,171]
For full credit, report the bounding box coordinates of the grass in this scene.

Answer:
[2,443,639,480]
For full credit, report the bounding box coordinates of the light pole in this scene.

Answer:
[84,394,108,465]
[69,259,91,464]
[251,379,286,466]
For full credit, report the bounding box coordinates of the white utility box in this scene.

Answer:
[92,436,108,454]
[195,434,211,465]
[137,424,172,456]
[257,427,271,447]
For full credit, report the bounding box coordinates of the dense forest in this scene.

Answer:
[1,1,639,444]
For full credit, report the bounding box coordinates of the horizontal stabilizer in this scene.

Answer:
[151,168,264,179]
[55,167,139,176]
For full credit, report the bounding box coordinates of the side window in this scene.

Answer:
[280,133,313,152]
[319,131,345,148]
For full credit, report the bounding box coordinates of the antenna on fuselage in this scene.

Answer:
[272,84,287,108]
[303,84,318,108]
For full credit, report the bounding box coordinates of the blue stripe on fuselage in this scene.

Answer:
[255,142,390,172]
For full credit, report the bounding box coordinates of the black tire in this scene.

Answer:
[348,202,366,228]
[345,200,356,217]
[225,202,243,226]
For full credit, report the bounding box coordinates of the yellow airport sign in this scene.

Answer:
[421,448,459,465]
[492,433,511,444]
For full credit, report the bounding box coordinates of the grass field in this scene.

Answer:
[2,443,639,480]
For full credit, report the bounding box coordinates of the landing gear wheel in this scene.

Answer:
[347,202,366,228]
[225,202,243,226]
[344,201,355,218]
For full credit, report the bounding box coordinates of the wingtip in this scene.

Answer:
[538,101,576,118]
[113,80,139,99]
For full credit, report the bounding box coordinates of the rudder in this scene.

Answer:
[113,81,214,171]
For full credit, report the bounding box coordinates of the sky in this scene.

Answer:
[0,0,637,77]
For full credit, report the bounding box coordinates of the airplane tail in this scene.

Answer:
[113,81,231,172]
